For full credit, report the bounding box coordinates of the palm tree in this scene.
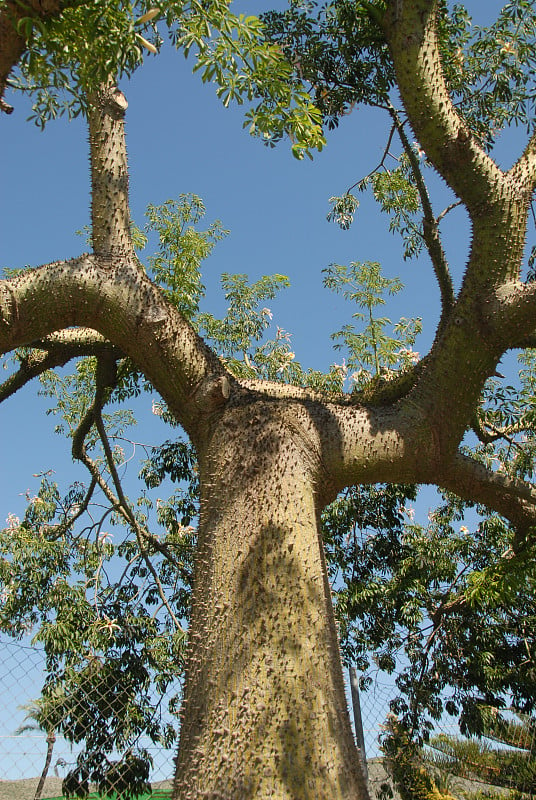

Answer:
[425,707,536,797]
[15,699,57,800]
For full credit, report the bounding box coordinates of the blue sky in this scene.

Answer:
[0,0,528,782]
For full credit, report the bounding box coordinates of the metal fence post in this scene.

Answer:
[349,666,369,783]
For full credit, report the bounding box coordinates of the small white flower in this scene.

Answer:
[98,615,121,638]
[499,41,516,56]
[5,512,20,530]
[333,359,348,378]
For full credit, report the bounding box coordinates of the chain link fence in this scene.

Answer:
[0,637,178,800]
[1,636,535,799]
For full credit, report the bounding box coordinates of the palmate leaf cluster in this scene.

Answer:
[10,0,325,157]
[265,0,536,274]
[323,261,421,386]
[343,496,536,797]
[263,0,536,143]
[261,0,394,130]
[327,150,425,259]
[11,0,159,125]
[0,462,193,791]
[438,0,536,150]
[144,195,229,321]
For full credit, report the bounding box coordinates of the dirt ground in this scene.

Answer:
[0,776,65,800]
[0,778,174,800]
[0,768,389,800]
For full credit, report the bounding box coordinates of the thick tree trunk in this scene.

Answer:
[173,401,370,799]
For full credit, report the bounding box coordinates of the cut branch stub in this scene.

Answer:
[196,375,232,411]
[88,85,133,260]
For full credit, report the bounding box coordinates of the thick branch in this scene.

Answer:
[382,0,512,215]
[509,129,536,193]
[369,6,533,450]
[0,256,228,443]
[0,0,80,113]
[88,85,133,259]
[397,235,531,458]
[439,452,536,547]
[492,279,536,349]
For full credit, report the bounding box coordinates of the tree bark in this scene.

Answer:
[173,400,371,800]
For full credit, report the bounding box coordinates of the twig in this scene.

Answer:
[388,105,455,330]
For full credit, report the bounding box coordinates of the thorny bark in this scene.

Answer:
[2,0,536,797]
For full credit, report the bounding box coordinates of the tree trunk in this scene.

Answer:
[34,730,55,800]
[173,401,370,799]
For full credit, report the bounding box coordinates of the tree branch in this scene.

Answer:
[0,330,122,402]
[93,407,185,636]
[382,0,511,215]
[0,256,228,442]
[508,129,536,195]
[66,355,187,629]
[0,0,81,113]
[88,85,133,259]
[388,104,455,329]
[47,476,98,541]
[512,333,536,350]
[471,414,532,448]
[346,122,397,194]
[492,279,536,349]
[439,452,536,549]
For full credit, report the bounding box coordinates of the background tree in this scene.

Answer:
[2,1,536,799]
[425,707,536,796]
[15,699,57,800]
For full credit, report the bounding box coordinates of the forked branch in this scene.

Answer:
[0,255,227,440]
[509,129,536,195]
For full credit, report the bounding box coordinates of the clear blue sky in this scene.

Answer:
[0,0,526,781]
